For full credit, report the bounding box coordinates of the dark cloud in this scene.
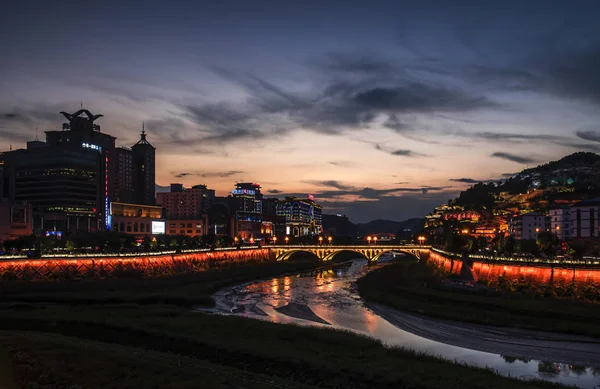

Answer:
[3,113,20,120]
[374,144,426,157]
[383,114,409,133]
[474,132,563,141]
[267,189,283,194]
[354,84,496,112]
[491,152,536,164]
[576,130,600,143]
[170,61,498,146]
[323,52,394,74]
[170,170,244,179]
[328,161,355,168]
[449,178,480,184]
[304,180,355,191]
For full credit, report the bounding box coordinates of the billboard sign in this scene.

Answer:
[152,220,166,234]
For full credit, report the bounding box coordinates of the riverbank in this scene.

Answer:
[0,257,570,389]
[357,260,600,338]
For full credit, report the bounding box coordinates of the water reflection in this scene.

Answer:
[212,258,600,389]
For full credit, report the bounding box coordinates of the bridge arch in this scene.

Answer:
[271,245,425,262]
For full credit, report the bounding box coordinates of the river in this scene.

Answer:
[210,257,600,389]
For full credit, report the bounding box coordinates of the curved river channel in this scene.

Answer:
[209,257,600,389]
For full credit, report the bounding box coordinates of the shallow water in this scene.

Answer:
[210,257,600,389]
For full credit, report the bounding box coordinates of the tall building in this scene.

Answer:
[570,198,600,239]
[132,125,155,206]
[0,109,115,233]
[114,147,133,203]
[156,183,215,219]
[232,183,263,240]
[276,196,323,237]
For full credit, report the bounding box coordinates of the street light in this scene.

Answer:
[285,236,289,244]
[367,236,372,245]
[373,236,378,245]
[273,236,277,245]
[234,237,239,244]
[250,237,255,245]
[418,236,425,245]
[318,236,323,245]
[327,236,332,245]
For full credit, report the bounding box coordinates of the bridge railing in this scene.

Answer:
[0,246,262,262]
[431,247,600,266]
[270,244,431,249]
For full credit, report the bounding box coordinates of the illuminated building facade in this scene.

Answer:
[156,183,215,219]
[276,196,322,237]
[0,109,116,233]
[132,126,155,206]
[232,183,263,240]
[110,202,164,237]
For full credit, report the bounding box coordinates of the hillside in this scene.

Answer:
[453,152,600,213]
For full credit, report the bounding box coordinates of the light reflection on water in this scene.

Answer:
[212,258,600,389]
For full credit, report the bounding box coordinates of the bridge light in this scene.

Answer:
[373,236,378,245]
[367,236,372,244]
[328,236,332,245]
[285,236,289,244]
[318,236,323,245]
[273,236,277,245]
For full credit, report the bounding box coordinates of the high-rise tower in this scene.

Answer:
[132,124,156,205]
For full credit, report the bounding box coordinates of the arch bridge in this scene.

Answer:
[270,245,430,262]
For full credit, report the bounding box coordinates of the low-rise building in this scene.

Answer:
[508,212,548,240]
[166,217,208,237]
[549,207,571,241]
[110,202,164,238]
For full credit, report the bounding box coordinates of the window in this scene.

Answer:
[170,230,176,234]
[187,230,192,234]
[187,223,192,228]
[140,223,145,232]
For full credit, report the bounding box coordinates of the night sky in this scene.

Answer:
[1,1,599,222]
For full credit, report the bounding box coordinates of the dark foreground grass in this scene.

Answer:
[0,256,572,389]
[357,259,600,337]
[0,306,567,389]
[1,331,314,389]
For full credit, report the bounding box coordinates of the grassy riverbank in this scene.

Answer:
[357,259,600,338]
[0,256,569,389]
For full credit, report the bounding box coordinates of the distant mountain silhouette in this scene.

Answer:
[322,214,424,236]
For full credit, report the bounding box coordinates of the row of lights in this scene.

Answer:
[366,236,428,245]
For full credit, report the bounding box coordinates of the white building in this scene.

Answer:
[509,212,548,240]
[549,207,571,241]
[570,198,600,239]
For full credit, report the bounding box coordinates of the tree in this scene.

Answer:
[536,231,558,257]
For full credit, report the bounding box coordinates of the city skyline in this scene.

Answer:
[2,1,600,222]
